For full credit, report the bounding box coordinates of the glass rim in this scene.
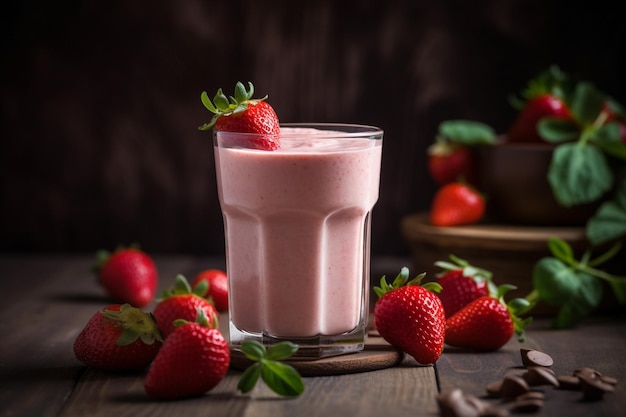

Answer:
[214,123,383,139]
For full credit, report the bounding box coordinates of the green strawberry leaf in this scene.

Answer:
[237,340,304,397]
[548,142,613,207]
[592,122,626,160]
[199,82,267,131]
[551,271,603,329]
[586,178,626,246]
[237,363,262,393]
[240,339,267,361]
[532,258,579,305]
[374,267,410,297]
[260,360,305,397]
[537,118,580,143]
[530,237,626,328]
[547,236,575,264]
[437,120,496,145]
[100,304,163,346]
[587,201,626,246]
[265,342,299,361]
[569,82,605,125]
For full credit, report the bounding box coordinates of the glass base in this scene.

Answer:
[229,322,366,360]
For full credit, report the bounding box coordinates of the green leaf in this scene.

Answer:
[240,340,266,361]
[236,340,304,397]
[392,267,410,288]
[438,120,496,145]
[261,360,305,397]
[547,237,575,264]
[586,201,626,246]
[265,342,299,361]
[570,82,605,125]
[532,258,579,305]
[592,122,626,160]
[548,142,613,207]
[234,81,253,103]
[200,91,217,113]
[192,279,208,297]
[237,363,262,393]
[537,118,580,143]
[551,272,603,329]
[213,88,230,111]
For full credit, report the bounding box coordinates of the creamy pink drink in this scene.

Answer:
[214,124,383,358]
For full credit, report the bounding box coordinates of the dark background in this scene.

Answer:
[2,0,625,257]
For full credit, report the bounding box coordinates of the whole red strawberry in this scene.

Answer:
[93,246,158,308]
[427,142,475,185]
[192,268,228,312]
[153,274,218,338]
[198,81,280,150]
[445,286,531,351]
[73,304,163,371]
[430,182,485,227]
[507,66,574,144]
[507,94,571,143]
[373,268,446,365]
[434,255,494,318]
[144,309,230,400]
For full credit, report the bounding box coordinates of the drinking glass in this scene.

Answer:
[214,123,383,358]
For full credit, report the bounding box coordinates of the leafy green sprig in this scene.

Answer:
[237,340,305,397]
[528,237,626,329]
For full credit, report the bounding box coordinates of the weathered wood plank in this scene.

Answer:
[59,360,437,417]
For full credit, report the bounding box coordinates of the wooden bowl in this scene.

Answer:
[475,142,599,226]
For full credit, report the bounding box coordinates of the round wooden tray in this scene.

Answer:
[401,212,587,252]
[229,334,404,376]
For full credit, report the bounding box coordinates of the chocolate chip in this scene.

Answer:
[464,395,491,415]
[516,391,546,401]
[573,367,618,387]
[520,348,553,368]
[510,398,544,413]
[600,375,618,386]
[500,374,530,400]
[580,375,615,401]
[574,367,602,379]
[486,380,503,398]
[436,388,480,417]
[557,375,581,390]
[523,366,559,387]
[437,389,509,417]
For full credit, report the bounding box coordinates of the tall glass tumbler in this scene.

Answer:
[214,123,383,358]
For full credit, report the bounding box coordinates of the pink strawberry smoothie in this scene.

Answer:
[214,126,382,343]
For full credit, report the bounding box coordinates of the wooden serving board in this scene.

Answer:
[229,334,404,376]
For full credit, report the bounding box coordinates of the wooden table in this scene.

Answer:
[1,255,625,417]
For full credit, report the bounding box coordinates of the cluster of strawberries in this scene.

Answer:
[373,255,531,365]
[73,247,232,400]
[73,82,288,400]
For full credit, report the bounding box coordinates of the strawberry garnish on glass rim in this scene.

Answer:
[198,81,281,151]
